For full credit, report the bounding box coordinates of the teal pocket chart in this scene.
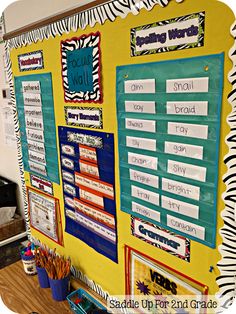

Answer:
[15,73,60,184]
[116,53,224,248]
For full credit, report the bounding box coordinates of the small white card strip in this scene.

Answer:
[22,81,41,93]
[125,118,156,133]
[28,140,45,154]
[162,178,200,201]
[167,214,205,240]
[126,136,156,152]
[80,161,99,178]
[162,195,199,219]
[166,101,208,116]
[132,201,160,222]
[165,141,203,160]
[75,173,114,198]
[74,198,115,228]
[79,146,97,163]
[62,170,74,184]
[24,106,42,118]
[29,150,46,166]
[29,160,47,176]
[64,197,75,209]
[125,101,156,114]
[75,211,116,243]
[168,160,207,182]
[25,116,44,130]
[132,185,159,205]
[128,152,158,170]
[61,144,75,156]
[61,157,74,170]
[166,77,209,93]
[26,128,44,143]
[63,183,76,196]
[168,122,208,139]
[125,79,155,94]
[79,188,104,208]
[23,93,42,106]
[130,169,159,188]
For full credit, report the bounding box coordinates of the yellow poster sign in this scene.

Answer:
[127,248,209,314]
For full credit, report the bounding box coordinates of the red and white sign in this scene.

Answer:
[18,51,44,71]
[30,174,53,195]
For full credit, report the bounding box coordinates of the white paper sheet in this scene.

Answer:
[165,141,203,160]
[167,160,207,182]
[162,178,200,201]
[125,79,155,93]
[125,100,156,113]
[167,214,205,240]
[130,169,159,188]
[126,136,156,151]
[125,118,156,133]
[132,185,159,205]
[166,101,208,116]
[162,195,199,219]
[128,152,158,170]
[168,122,208,139]
[166,77,209,93]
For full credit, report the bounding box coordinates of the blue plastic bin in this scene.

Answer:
[67,288,106,314]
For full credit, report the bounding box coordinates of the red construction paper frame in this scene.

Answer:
[125,245,208,296]
[27,187,64,246]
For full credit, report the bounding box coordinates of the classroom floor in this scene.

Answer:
[0,261,71,314]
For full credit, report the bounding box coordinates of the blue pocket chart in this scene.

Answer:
[14,73,60,184]
[116,53,224,248]
[58,126,118,263]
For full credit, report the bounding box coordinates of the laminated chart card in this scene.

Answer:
[116,54,224,248]
[58,126,117,262]
[14,73,59,184]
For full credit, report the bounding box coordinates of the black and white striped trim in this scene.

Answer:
[4,40,31,237]
[216,21,236,311]
[7,0,181,50]
[61,32,102,103]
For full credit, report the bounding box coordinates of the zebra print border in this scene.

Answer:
[61,32,102,103]
[216,21,236,312]
[7,0,180,50]
[130,11,205,56]
[4,40,31,237]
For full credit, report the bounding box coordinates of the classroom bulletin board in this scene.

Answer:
[6,0,236,308]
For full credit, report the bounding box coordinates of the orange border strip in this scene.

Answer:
[79,159,100,179]
[74,198,115,229]
[75,171,114,200]
[79,186,104,209]
[79,144,98,164]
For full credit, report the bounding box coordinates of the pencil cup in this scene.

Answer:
[49,275,70,301]
[36,266,50,288]
[20,251,37,275]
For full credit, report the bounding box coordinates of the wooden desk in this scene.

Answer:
[0,261,71,314]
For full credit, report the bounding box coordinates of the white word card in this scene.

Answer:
[125,79,155,94]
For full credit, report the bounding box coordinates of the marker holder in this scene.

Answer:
[20,249,37,275]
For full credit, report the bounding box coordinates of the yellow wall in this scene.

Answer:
[10,0,235,296]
